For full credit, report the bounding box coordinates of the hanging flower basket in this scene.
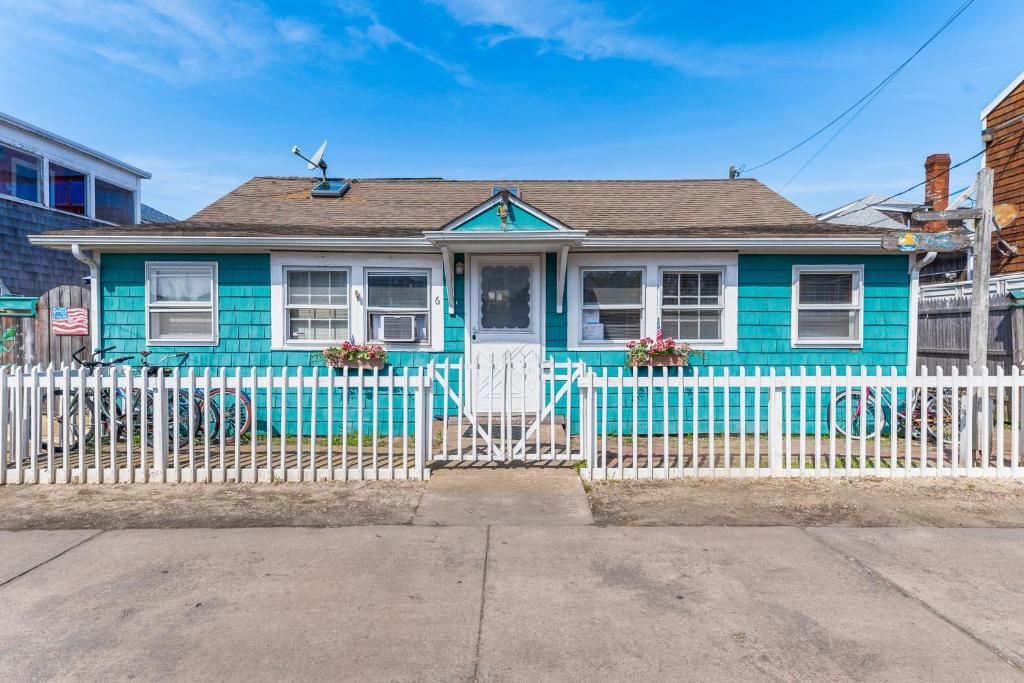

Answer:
[625,335,706,368]
[323,343,388,369]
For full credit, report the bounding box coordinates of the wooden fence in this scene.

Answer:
[0,285,90,368]
[916,294,1021,374]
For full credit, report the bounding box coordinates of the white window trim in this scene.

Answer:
[281,266,351,348]
[578,266,645,345]
[658,267,726,344]
[791,264,864,348]
[365,268,432,346]
[567,253,738,351]
[144,261,219,346]
[269,252,445,352]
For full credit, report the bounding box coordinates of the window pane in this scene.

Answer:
[582,309,641,341]
[368,313,428,342]
[367,272,428,309]
[153,269,211,303]
[95,178,134,224]
[798,310,857,339]
[288,308,348,341]
[0,143,40,202]
[48,163,87,214]
[662,272,720,307]
[799,273,853,305]
[480,265,531,330]
[583,270,642,306]
[150,311,212,340]
[663,310,721,341]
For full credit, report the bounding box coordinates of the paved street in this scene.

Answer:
[2,471,1023,681]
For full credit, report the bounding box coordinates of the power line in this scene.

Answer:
[823,149,984,225]
[742,0,976,176]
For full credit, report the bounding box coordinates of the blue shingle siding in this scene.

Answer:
[0,198,102,296]
[100,251,910,435]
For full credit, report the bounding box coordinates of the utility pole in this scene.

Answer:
[968,167,994,374]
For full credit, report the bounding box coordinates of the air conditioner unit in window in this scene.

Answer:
[380,314,416,342]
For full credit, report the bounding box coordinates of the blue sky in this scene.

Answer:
[1,0,1020,220]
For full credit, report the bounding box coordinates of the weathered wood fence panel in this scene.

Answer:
[917,294,1018,374]
[0,285,90,368]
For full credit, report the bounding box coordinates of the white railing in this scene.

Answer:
[0,365,433,484]
[5,362,1023,485]
[578,366,1024,480]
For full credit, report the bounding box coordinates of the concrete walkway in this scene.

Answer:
[2,470,1023,680]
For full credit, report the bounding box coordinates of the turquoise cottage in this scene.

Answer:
[30,177,918,436]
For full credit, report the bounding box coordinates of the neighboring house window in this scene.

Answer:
[792,266,863,346]
[48,163,87,215]
[146,263,218,344]
[285,269,349,343]
[0,142,41,203]
[580,268,644,342]
[366,270,430,344]
[660,270,723,341]
[95,178,135,223]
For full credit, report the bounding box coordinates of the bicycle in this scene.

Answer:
[137,351,253,440]
[828,384,966,441]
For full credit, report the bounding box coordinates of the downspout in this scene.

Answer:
[71,244,101,352]
[907,251,937,373]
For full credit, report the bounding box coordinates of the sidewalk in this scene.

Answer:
[2,471,1023,681]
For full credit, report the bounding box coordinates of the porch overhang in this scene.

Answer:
[424,230,586,315]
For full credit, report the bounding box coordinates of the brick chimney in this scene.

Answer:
[923,153,951,232]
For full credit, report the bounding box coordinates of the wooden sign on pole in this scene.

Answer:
[880,231,971,253]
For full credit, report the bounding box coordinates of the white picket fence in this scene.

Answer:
[2,362,1023,484]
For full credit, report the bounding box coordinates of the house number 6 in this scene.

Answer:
[434,296,441,305]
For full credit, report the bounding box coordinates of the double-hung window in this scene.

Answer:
[366,270,430,344]
[580,268,644,342]
[660,270,723,342]
[792,266,863,346]
[0,142,41,203]
[285,269,349,343]
[146,263,218,344]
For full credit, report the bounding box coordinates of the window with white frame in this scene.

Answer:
[0,142,41,203]
[366,270,430,344]
[660,270,723,341]
[580,268,644,342]
[48,162,87,215]
[792,266,863,345]
[146,263,217,344]
[284,268,349,343]
[95,178,135,224]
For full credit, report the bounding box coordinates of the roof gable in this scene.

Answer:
[443,191,570,232]
[981,70,1024,121]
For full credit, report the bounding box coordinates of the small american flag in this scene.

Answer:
[52,307,89,336]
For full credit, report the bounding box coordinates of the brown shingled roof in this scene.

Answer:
[188,177,816,234]
[40,176,885,240]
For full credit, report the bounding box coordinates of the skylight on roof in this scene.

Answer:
[311,180,350,198]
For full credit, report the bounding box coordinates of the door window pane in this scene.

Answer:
[480,265,531,330]
[95,178,135,223]
[48,163,87,214]
[583,270,642,306]
[0,143,40,202]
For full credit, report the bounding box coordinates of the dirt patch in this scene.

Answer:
[0,481,426,530]
[587,478,1024,527]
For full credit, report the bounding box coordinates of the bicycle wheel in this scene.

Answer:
[204,388,252,439]
[38,390,95,454]
[925,389,968,441]
[829,390,884,439]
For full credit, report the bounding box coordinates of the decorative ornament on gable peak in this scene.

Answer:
[497,198,510,231]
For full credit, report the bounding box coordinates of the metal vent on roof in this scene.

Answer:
[491,185,520,198]
[311,180,351,198]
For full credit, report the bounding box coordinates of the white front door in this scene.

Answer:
[469,254,543,412]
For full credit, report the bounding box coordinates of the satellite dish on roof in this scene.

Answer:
[292,140,329,181]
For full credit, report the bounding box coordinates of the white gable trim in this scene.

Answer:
[980,70,1024,122]
[440,193,573,232]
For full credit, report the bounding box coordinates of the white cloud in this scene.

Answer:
[431,0,766,77]
[276,18,320,44]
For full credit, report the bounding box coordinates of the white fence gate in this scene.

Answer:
[2,362,1023,484]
